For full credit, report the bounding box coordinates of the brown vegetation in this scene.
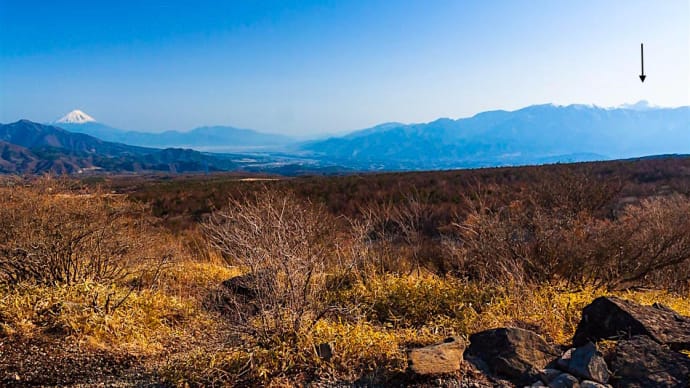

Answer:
[0,156,689,386]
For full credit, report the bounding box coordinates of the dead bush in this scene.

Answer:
[591,195,690,290]
[358,190,444,274]
[446,192,690,292]
[0,178,161,286]
[202,188,354,346]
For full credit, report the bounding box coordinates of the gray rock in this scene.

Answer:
[465,327,560,386]
[608,335,690,387]
[407,337,465,375]
[548,373,579,388]
[572,297,690,350]
[556,342,610,383]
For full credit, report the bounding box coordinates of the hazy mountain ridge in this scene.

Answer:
[301,104,690,169]
[56,117,294,150]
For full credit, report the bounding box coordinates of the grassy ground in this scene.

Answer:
[2,261,688,386]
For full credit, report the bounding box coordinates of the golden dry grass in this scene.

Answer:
[0,259,235,355]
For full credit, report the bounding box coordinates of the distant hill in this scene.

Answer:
[0,120,237,174]
[300,103,690,170]
[54,110,294,151]
[0,141,41,174]
[1,120,150,156]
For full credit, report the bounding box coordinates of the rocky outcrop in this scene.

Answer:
[572,296,690,350]
[464,327,560,385]
[456,298,690,387]
[407,337,465,375]
[607,335,690,388]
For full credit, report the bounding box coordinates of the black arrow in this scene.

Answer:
[639,43,646,82]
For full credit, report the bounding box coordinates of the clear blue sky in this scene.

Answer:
[1,0,688,135]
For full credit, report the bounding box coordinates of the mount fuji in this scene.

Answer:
[55,109,97,124]
[53,110,128,141]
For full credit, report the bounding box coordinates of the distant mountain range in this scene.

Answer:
[301,102,690,169]
[1,102,688,175]
[54,110,294,151]
[0,120,236,174]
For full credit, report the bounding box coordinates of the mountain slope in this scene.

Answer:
[301,104,690,169]
[0,121,237,174]
[0,141,40,173]
[1,120,151,156]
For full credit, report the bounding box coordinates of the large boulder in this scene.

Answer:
[572,297,690,350]
[211,271,271,317]
[407,337,465,375]
[608,335,690,387]
[465,327,560,385]
[556,342,610,384]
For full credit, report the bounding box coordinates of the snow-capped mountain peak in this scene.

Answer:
[56,109,96,124]
[618,100,658,111]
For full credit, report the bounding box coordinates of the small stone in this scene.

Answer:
[316,342,333,361]
[407,336,465,375]
[556,342,610,383]
[556,348,573,370]
[540,368,563,384]
[579,381,610,388]
[548,373,579,388]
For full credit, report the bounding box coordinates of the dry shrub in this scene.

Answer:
[357,190,443,274]
[447,193,690,291]
[586,195,690,290]
[0,177,164,286]
[202,188,355,346]
[530,167,622,216]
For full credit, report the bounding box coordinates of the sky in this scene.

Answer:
[1,0,688,135]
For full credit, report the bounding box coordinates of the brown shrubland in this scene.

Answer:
[1,158,690,385]
[446,193,690,292]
